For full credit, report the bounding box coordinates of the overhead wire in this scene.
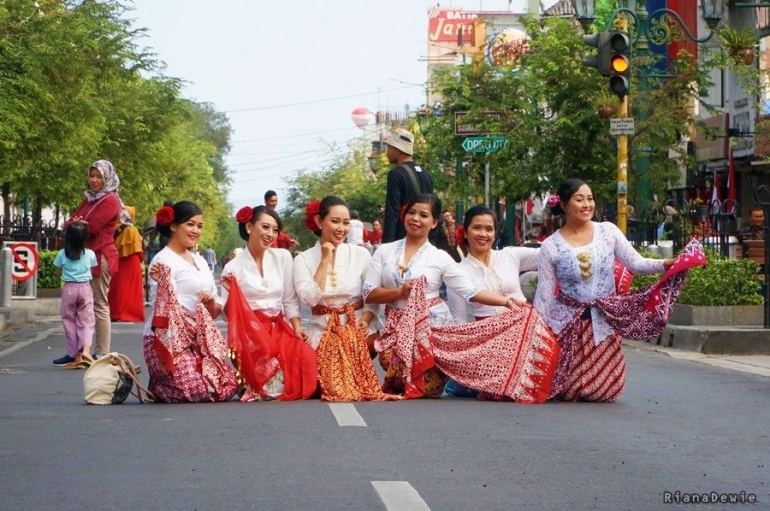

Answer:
[223,85,417,113]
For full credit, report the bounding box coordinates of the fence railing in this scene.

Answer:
[624,198,740,258]
[0,215,62,250]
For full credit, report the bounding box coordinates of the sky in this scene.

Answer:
[129,0,560,214]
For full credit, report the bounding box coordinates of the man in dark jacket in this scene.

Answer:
[382,128,433,243]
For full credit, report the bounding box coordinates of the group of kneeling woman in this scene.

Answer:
[142,178,705,404]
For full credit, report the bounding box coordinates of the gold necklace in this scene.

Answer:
[576,251,592,281]
[328,262,338,290]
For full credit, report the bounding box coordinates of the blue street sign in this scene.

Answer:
[461,136,510,153]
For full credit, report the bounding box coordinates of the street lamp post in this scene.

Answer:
[574,0,726,232]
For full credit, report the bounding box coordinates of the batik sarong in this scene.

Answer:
[312,301,399,402]
[550,239,707,401]
[144,266,237,403]
[376,277,560,403]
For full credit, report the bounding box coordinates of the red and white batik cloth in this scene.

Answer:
[375,276,560,403]
[143,265,237,403]
[550,239,707,402]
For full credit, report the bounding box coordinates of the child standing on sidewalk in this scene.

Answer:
[52,221,98,369]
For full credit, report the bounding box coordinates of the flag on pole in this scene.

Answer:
[726,149,737,213]
[710,167,721,215]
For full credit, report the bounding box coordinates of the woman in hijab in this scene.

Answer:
[61,160,130,361]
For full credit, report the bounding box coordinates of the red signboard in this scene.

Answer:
[428,8,478,43]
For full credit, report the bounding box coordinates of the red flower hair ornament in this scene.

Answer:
[156,206,174,227]
[236,206,254,224]
[304,200,321,232]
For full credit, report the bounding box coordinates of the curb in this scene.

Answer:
[623,339,770,378]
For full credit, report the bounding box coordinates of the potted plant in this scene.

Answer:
[594,90,617,119]
[717,27,759,65]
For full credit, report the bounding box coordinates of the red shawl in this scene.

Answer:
[225,277,317,400]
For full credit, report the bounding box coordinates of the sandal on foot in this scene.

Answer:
[66,354,92,370]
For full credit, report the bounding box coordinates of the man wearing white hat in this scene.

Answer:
[382,128,433,243]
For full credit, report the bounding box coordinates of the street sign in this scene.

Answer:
[609,117,635,135]
[455,111,507,136]
[461,136,510,153]
[9,242,39,282]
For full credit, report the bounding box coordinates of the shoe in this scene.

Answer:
[53,354,76,365]
[92,354,101,361]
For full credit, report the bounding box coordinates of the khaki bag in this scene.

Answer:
[83,353,154,405]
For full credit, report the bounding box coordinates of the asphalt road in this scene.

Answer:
[0,319,768,511]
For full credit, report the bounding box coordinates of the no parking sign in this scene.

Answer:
[9,242,39,282]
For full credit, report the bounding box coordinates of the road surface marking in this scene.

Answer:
[328,403,367,427]
[0,327,59,359]
[371,481,431,511]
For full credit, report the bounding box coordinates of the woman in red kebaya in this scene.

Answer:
[58,160,127,363]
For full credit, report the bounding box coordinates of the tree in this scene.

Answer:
[282,146,387,249]
[419,15,764,215]
[0,0,236,255]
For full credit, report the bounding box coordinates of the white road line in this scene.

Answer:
[371,481,431,511]
[0,327,60,359]
[328,403,367,427]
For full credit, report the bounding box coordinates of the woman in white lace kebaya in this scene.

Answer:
[534,179,674,402]
[293,196,395,401]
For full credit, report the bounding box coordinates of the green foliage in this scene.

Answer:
[631,248,763,306]
[282,149,387,251]
[417,14,767,212]
[36,249,61,289]
[716,27,759,50]
[678,254,763,306]
[0,0,236,256]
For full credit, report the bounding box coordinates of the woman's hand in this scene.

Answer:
[199,290,216,304]
[294,325,310,344]
[199,290,220,318]
[663,258,675,271]
[356,319,370,332]
[398,279,415,299]
[148,265,161,282]
[320,241,336,262]
[220,274,231,292]
[504,298,525,310]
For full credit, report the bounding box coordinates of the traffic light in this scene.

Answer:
[608,30,631,96]
[581,31,611,77]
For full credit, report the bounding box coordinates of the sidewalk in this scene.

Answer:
[0,297,61,333]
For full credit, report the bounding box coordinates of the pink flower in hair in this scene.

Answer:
[547,195,561,209]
